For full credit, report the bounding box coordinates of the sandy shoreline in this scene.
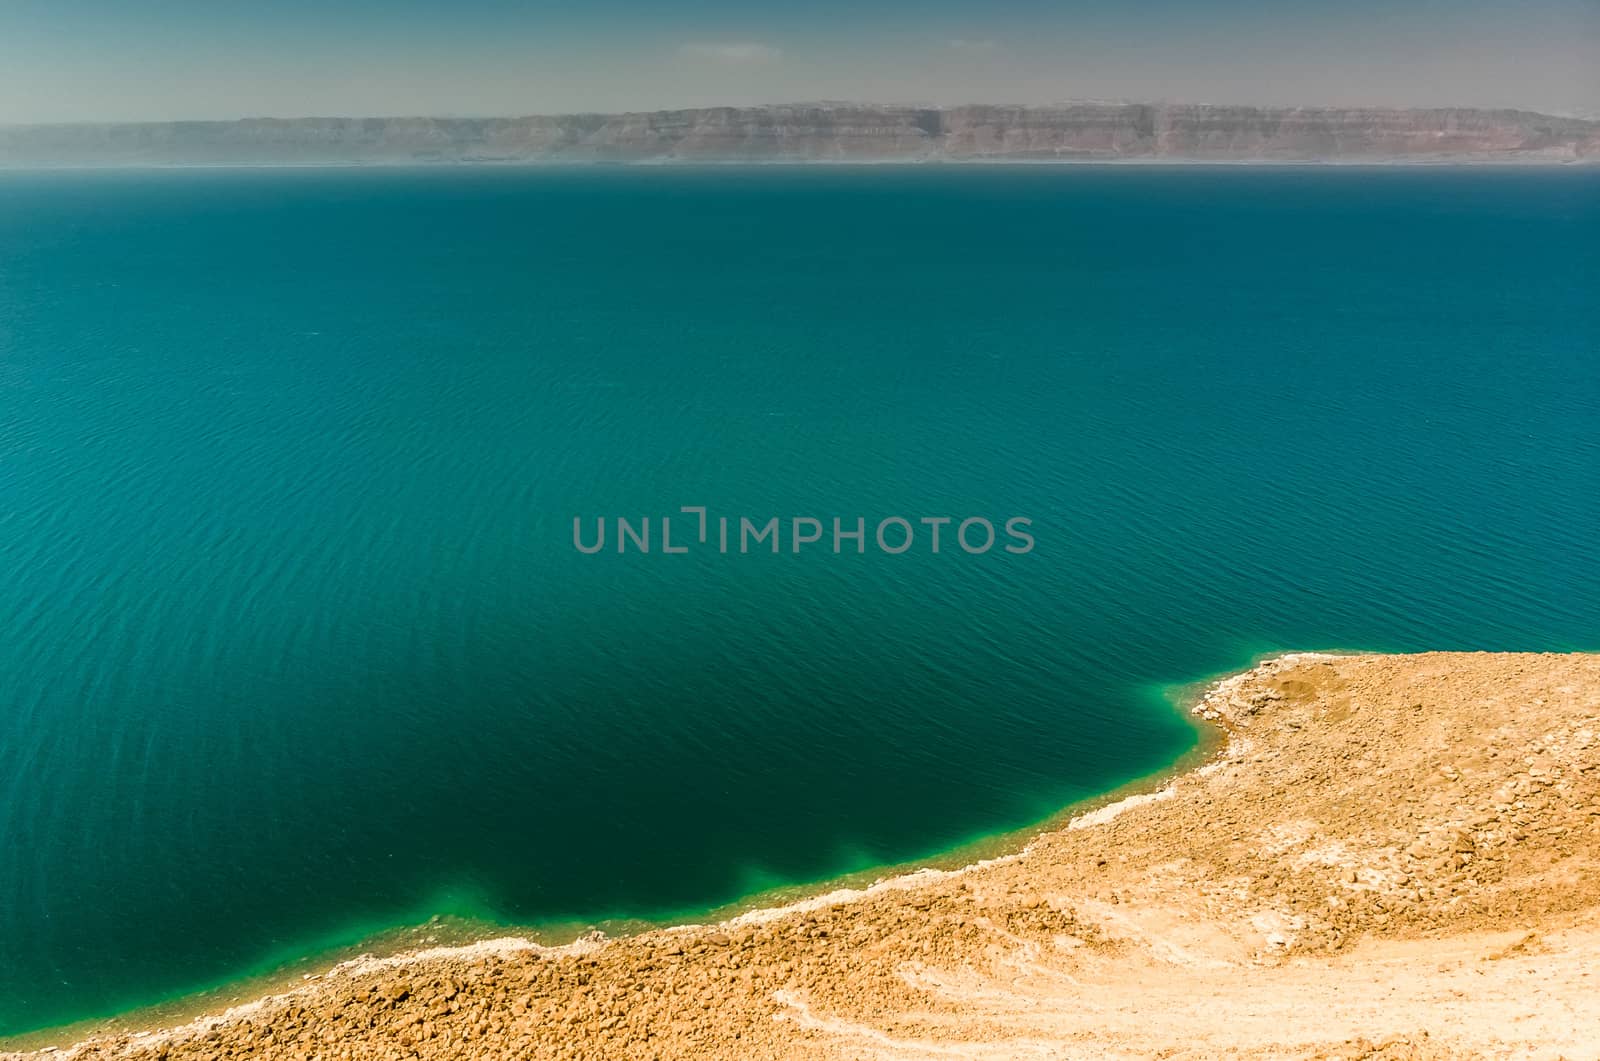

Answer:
[2,659,1226,1053]
[11,650,1600,1059]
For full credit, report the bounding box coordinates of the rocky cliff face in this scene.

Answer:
[4,104,1597,166]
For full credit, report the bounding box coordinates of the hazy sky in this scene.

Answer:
[2,0,1596,123]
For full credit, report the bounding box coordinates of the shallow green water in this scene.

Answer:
[0,166,1595,1035]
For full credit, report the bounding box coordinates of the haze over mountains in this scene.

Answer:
[3,103,1598,166]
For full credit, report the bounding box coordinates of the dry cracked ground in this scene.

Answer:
[13,651,1600,1061]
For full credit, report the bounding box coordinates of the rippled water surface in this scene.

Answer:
[0,167,1596,1034]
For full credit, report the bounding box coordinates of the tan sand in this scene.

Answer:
[11,651,1600,1060]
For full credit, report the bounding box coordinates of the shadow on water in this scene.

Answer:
[3,649,1301,1053]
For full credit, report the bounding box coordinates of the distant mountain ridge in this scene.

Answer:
[4,103,1598,166]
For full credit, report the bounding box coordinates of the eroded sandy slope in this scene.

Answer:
[19,652,1600,1060]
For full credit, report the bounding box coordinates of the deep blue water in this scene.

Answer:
[0,166,1596,1036]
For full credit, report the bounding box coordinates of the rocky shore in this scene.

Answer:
[11,651,1599,1059]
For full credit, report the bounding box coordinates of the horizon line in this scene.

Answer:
[6,99,1598,130]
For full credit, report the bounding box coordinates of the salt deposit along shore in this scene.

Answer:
[11,651,1599,1060]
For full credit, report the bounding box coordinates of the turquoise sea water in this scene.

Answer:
[0,167,1596,1036]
